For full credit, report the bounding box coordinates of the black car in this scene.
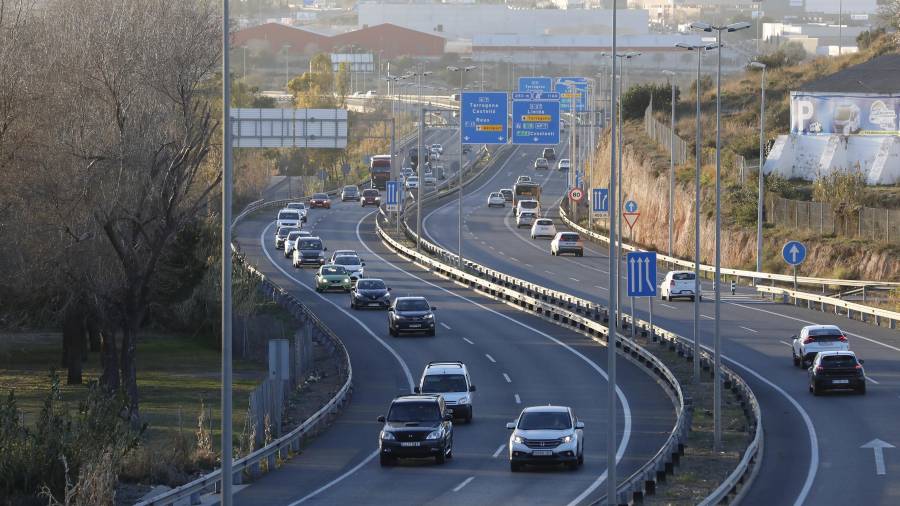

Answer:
[809,351,866,395]
[542,147,556,160]
[351,278,391,309]
[389,297,437,336]
[378,394,453,466]
[409,147,418,168]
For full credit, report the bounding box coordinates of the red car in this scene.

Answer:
[361,189,381,207]
[308,193,331,209]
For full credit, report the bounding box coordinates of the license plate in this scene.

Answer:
[533,450,553,456]
[832,379,849,384]
[408,324,421,328]
[369,303,381,307]
[401,442,420,447]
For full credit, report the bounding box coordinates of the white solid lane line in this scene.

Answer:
[570,277,580,282]
[701,315,714,320]
[463,337,475,345]
[503,373,512,383]
[780,340,793,346]
[514,394,521,404]
[740,326,759,333]
[453,477,475,493]
[661,304,678,310]
[485,354,497,363]
[440,322,452,330]
[492,444,506,458]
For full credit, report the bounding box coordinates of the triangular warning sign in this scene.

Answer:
[623,212,640,229]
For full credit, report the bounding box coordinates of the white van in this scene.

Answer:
[515,199,541,217]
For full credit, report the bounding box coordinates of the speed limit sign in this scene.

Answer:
[568,187,584,202]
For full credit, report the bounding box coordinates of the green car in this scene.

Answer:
[315,264,352,292]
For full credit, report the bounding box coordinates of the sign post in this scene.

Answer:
[782,240,807,291]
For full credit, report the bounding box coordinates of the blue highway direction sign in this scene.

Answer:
[782,240,807,266]
[461,92,508,144]
[592,188,609,214]
[627,251,657,297]
[518,77,553,94]
[512,98,560,145]
[556,77,588,113]
[385,181,400,212]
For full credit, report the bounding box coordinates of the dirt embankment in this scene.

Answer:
[589,141,900,282]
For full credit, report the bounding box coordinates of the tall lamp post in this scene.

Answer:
[448,65,477,267]
[690,20,751,452]
[749,61,767,279]
[675,41,718,386]
[222,2,234,504]
[607,4,619,504]
[614,51,640,328]
[661,70,676,258]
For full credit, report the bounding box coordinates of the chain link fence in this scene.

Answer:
[766,193,900,244]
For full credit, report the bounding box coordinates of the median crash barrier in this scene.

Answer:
[390,206,762,505]
[558,204,899,291]
[757,285,899,329]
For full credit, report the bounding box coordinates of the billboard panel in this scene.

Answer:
[790,92,900,136]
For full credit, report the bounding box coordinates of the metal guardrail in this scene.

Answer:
[395,169,762,505]
[757,285,899,330]
[556,205,899,291]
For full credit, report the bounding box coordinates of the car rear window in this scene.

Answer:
[536,219,552,225]
[333,256,359,266]
[287,231,302,240]
[560,233,580,241]
[344,186,356,191]
[809,328,843,337]
[518,411,571,430]
[421,374,468,393]
[277,227,295,238]
[520,201,538,208]
[821,355,857,367]
[672,273,695,280]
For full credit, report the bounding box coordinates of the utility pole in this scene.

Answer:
[662,70,676,258]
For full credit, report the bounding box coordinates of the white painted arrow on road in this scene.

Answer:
[861,439,895,475]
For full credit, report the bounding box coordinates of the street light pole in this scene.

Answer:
[691,20,751,453]
[448,65,477,267]
[614,51,640,326]
[221,1,233,504]
[675,41,718,386]
[607,3,619,503]
[750,62,767,278]
[662,70,676,258]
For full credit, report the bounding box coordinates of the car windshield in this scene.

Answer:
[357,280,386,290]
[521,201,538,208]
[313,193,328,199]
[287,203,306,210]
[277,228,295,238]
[396,299,429,311]
[278,211,299,221]
[672,273,695,281]
[287,232,302,240]
[321,266,347,275]
[363,190,378,197]
[299,239,322,250]
[518,411,572,430]
[821,355,857,368]
[333,256,360,266]
[421,374,468,393]
[560,234,579,241]
[387,402,442,423]
[408,177,418,182]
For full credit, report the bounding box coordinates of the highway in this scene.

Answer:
[229,128,678,505]
[420,140,900,505]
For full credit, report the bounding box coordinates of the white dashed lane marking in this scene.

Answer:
[440,322,452,330]
[503,373,512,383]
[463,338,475,345]
[514,394,521,404]
[453,477,475,492]
[485,354,497,363]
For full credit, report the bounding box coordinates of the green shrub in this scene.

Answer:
[622,83,679,120]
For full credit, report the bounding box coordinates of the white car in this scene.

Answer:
[516,175,532,185]
[530,218,557,239]
[330,249,358,262]
[276,208,302,230]
[424,175,437,187]
[550,232,583,256]
[659,270,700,302]
[414,361,475,423]
[487,192,506,207]
[401,167,415,179]
[515,199,541,217]
[533,157,549,170]
[283,230,305,257]
[506,405,584,472]
[792,324,850,368]
[365,90,377,98]
[516,211,537,228]
[284,202,308,222]
[431,143,443,154]
[331,254,365,281]
[557,159,571,171]
[405,176,419,190]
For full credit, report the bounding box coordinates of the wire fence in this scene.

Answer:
[766,193,900,244]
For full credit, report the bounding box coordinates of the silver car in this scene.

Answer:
[506,405,584,471]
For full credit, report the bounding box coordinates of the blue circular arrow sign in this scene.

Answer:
[782,241,807,266]
[624,200,638,213]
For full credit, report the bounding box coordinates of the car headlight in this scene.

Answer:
[512,435,524,444]
[426,429,442,440]
[562,435,573,444]
[424,313,434,320]
[381,431,395,441]
[343,277,351,283]
[456,396,469,405]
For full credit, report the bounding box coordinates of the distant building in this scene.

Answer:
[763,22,867,56]
[765,54,900,184]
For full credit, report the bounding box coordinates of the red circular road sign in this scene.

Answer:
[568,187,584,202]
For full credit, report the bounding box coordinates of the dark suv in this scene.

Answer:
[389,296,437,337]
[361,189,381,207]
[378,395,453,466]
[809,351,866,395]
[542,147,556,160]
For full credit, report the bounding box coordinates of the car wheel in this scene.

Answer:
[510,462,521,472]
[858,384,867,395]
[428,328,436,337]
[811,382,820,396]
[379,455,395,467]
[577,251,583,257]
[465,407,473,424]
[389,326,397,337]
[350,300,356,309]
[435,450,446,465]
[792,351,800,367]
[577,451,584,467]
